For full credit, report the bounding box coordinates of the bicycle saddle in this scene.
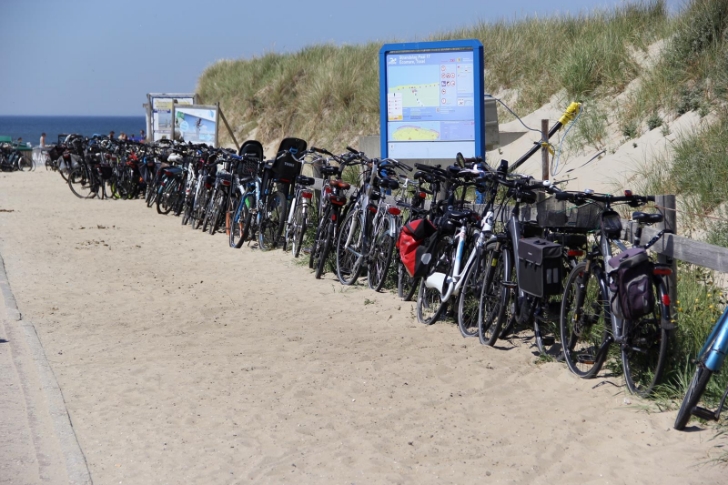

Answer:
[632,211,663,224]
[296,175,315,186]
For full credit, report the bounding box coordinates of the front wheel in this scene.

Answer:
[674,364,713,430]
[17,156,32,172]
[397,258,419,301]
[560,262,609,378]
[478,244,508,346]
[68,166,97,199]
[458,251,485,338]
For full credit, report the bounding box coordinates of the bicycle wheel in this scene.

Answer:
[458,251,486,338]
[292,202,308,258]
[67,166,97,199]
[192,189,209,230]
[397,258,419,301]
[533,296,563,357]
[17,156,31,172]
[560,262,609,378]
[416,278,445,325]
[258,191,286,251]
[621,284,669,396]
[156,179,178,215]
[310,213,329,275]
[201,188,218,233]
[368,217,395,292]
[479,243,508,346]
[336,210,365,285]
[674,364,713,430]
[208,190,226,235]
[315,220,333,279]
[181,186,195,226]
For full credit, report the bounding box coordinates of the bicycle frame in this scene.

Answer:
[700,306,728,372]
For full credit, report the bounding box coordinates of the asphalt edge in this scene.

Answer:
[0,252,93,485]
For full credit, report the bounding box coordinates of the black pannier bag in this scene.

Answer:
[517,237,563,298]
[608,247,655,321]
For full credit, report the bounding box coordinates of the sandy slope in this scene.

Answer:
[0,170,724,484]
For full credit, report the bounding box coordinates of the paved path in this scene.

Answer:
[0,253,91,485]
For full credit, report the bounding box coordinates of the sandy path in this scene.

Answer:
[0,170,724,484]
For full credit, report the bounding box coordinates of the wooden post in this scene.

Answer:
[656,195,678,319]
[217,104,239,149]
[541,119,549,181]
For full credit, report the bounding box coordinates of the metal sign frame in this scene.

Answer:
[146,93,197,142]
[379,39,485,163]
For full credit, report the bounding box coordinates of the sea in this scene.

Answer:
[0,115,147,146]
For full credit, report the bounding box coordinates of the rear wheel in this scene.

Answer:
[674,364,712,430]
[208,190,226,235]
[367,217,395,292]
[416,278,445,325]
[397,258,419,302]
[560,262,609,378]
[259,191,286,251]
[336,210,365,285]
[17,156,32,171]
[621,282,669,396]
[292,202,308,258]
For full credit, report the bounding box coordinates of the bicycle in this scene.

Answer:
[557,190,673,396]
[335,149,412,291]
[308,149,355,279]
[674,305,728,429]
[282,151,320,257]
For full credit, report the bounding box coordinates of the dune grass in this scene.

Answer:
[198,1,670,149]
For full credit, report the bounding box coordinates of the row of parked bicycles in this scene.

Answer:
[47,102,728,431]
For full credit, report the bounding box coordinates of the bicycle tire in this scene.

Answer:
[17,156,31,172]
[674,364,713,430]
[192,189,208,230]
[208,190,226,235]
[156,179,177,215]
[336,210,365,285]
[315,221,333,279]
[416,278,445,325]
[621,280,669,396]
[67,166,97,199]
[458,251,485,338]
[259,191,286,251]
[479,243,508,346]
[397,258,419,301]
[292,202,307,258]
[560,261,609,378]
[310,215,329,275]
[367,217,395,292]
[201,188,218,233]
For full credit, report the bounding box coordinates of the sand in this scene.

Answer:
[0,169,724,484]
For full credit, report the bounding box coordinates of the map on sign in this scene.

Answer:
[384,48,477,158]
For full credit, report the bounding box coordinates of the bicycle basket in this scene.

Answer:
[536,196,603,233]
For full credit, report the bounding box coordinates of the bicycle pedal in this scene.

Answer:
[576,355,595,365]
[691,406,719,421]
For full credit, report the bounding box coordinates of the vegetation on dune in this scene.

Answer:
[198,1,670,149]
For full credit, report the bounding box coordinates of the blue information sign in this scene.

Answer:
[379,39,485,160]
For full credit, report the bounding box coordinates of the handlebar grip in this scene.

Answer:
[398,162,413,172]
[346,146,358,154]
[555,192,570,201]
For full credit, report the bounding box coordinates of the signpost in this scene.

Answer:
[379,39,485,164]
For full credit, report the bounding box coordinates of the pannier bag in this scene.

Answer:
[397,219,437,277]
[517,237,563,298]
[608,247,655,321]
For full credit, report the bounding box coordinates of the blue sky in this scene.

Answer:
[0,0,685,116]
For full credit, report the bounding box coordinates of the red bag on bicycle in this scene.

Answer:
[397,219,437,277]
